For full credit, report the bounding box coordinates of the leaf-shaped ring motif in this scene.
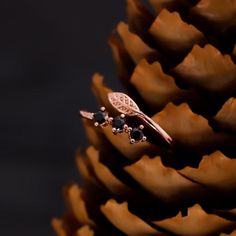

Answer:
[108,92,140,116]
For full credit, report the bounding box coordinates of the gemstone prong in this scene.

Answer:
[139,125,144,130]
[123,124,128,131]
[130,139,135,144]
[94,122,99,127]
[142,136,147,141]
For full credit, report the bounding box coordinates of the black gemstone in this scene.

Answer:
[93,111,106,124]
[112,116,126,130]
[130,128,144,141]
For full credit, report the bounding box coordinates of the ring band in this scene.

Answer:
[79,92,172,145]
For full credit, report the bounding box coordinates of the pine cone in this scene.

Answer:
[52,0,236,235]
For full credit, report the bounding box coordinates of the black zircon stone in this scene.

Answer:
[93,111,106,124]
[112,116,126,130]
[130,128,144,141]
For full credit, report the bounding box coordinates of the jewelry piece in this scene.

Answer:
[108,92,172,144]
[79,107,147,144]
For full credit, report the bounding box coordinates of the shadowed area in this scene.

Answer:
[0,1,124,236]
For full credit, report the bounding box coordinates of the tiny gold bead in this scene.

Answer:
[139,125,144,129]
[130,139,135,144]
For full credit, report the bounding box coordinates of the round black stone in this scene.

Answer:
[130,128,144,141]
[112,116,126,130]
[93,111,106,124]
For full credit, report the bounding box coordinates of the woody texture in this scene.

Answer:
[52,0,236,235]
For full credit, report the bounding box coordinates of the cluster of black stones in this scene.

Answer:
[93,110,144,142]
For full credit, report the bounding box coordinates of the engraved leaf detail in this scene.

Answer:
[108,92,140,115]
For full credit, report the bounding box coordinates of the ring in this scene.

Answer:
[79,92,172,145]
[80,106,147,144]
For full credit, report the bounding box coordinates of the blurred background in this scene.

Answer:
[0,1,125,235]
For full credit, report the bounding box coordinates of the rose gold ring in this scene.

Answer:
[79,92,172,145]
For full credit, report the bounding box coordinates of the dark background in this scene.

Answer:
[1,1,125,235]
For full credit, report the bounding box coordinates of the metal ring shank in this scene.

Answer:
[137,111,172,144]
